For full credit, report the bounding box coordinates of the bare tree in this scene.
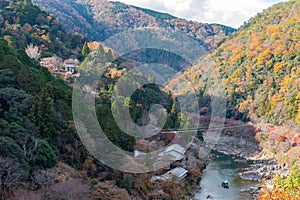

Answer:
[0,157,23,199]
[25,43,41,60]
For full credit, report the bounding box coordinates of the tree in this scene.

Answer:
[0,137,27,168]
[25,43,41,60]
[0,157,25,199]
[81,41,90,58]
[259,165,300,199]
[0,69,17,89]
[29,85,55,141]
[17,66,44,95]
[0,55,22,74]
[35,139,59,169]
[119,174,134,193]
[0,119,10,136]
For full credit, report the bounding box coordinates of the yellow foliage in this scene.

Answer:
[280,76,294,94]
[266,60,273,68]
[270,94,283,110]
[296,68,300,75]
[238,100,250,113]
[273,41,284,56]
[296,106,300,126]
[257,53,265,65]
[296,92,300,100]
[246,50,254,59]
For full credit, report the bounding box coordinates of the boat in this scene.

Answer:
[221,180,229,189]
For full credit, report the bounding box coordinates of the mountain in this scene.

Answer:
[177,0,300,126]
[31,0,235,52]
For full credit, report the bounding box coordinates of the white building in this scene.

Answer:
[65,62,76,73]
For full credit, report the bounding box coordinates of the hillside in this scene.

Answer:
[0,0,85,59]
[178,0,300,127]
[0,1,205,199]
[0,37,89,198]
[0,1,88,198]
[32,0,235,52]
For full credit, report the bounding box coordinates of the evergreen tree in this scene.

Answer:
[29,85,55,141]
[81,41,90,58]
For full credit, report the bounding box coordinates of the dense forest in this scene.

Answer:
[178,0,300,126]
[0,37,88,198]
[0,0,85,59]
[0,0,86,198]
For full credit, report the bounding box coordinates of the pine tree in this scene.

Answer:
[81,42,90,58]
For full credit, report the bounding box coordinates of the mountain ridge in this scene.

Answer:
[32,0,235,52]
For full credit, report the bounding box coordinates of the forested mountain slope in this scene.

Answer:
[0,0,85,58]
[0,1,88,198]
[32,0,235,52]
[178,0,300,126]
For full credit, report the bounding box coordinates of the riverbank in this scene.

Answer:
[201,119,299,199]
[194,152,259,200]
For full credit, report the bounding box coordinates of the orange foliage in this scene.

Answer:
[274,62,285,73]
[87,41,100,51]
[259,188,300,200]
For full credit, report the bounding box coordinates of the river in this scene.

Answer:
[194,152,260,200]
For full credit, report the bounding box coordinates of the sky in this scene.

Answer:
[110,0,287,28]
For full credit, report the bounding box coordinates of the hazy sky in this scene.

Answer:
[110,0,286,28]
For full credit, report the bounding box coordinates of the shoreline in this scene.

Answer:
[198,120,297,199]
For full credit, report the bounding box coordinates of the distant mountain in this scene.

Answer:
[177,0,300,126]
[32,0,235,52]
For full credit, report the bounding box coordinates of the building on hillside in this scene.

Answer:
[156,144,186,167]
[65,62,76,73]
[151,166,188,182]
[158,144,185,160]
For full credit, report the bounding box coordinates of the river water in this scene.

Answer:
[194,152,259,200]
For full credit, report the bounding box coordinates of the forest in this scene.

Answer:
[179,0,300,126]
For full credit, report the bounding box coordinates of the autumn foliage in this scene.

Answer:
[259,166,300,200]
[179,0,300,126]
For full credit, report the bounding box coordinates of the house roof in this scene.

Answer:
[151,167,188,182]
[164,151,184,161]
[166,167,188,178]
[165,144,185,155]
[157,144,186,162]
[65,63,76,68]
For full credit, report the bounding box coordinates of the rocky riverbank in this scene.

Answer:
[201,119,298,199]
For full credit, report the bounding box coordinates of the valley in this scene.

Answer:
[0,0,299,199]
